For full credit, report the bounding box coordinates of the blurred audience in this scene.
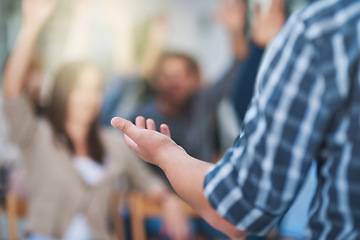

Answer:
[101,14,169,124]
[101,0,286,239]
[0,49,44,208]
[136,0,285,178]
[232,0,286,122]
[0,0,320,239]
[2,1,191,240]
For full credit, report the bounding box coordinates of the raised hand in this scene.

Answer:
[252,0,286,47]
[111,116,185,166]
[148,14,169,46]
[217,0,247,34]
[3,0,57,99]
[218,0,248,59]
[22,0,57,31]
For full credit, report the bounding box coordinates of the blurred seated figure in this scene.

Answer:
[1,1,191,240]
[0,51,44,214]
[100,0,285,238]
[136,0,285,178]
[101,13,169,125]
[126,1,283,239]
[138,51,232,163]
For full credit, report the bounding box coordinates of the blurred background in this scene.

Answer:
[0,0,314,240]
[0,0,308,83]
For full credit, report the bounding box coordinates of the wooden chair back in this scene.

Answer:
[128,193,199,240]
[6,192,27,240]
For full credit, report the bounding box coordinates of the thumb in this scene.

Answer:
[111,117,138,140]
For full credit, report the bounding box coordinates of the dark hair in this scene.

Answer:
[153,52,201,83]
[44,61,105,164]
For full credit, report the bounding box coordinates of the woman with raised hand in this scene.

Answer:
[2,1,190,240]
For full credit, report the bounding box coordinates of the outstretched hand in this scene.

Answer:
[111,116,185,166]
[252,0,286,47]
[112,116,245,238]
[22,0,57,31]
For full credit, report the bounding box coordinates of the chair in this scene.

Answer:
[6,192,127,240]
[128,192,247,240]
[6,192,27,240]
[128,192,202,240]
[110,193,127,240]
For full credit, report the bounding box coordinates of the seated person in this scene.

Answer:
[2,1,190,239]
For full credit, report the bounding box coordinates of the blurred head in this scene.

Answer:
[45,61,104,163]
[47,61,103,128]
[66,64,103,126]
[154,52,202,109]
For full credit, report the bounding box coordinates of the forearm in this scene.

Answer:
[206,59,244,111]
[140,40,163,78]
[231,32,248,61]
[140,17,167,78]
[232,41,265,121]
[110,117,246,237]
[158,148,247,238]
[3,25,40,98]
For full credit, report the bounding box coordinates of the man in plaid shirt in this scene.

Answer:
[112,0,360,239]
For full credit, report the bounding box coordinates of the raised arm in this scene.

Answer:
[232,0,286,122]
[251,0,286,48]
[218,0,248,60]
[2,0,57,148]
[140,15,169,79]
[2,0,57,99]
[196,0,248,109]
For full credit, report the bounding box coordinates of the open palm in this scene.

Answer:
[112,117,185,166]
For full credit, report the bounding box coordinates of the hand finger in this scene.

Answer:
[124,134,138,150]
[111,117,140,142]
[160,124,171,138]
[135,116,146,129]
[146,118,156,131]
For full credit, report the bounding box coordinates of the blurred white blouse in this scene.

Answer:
[62,156,106,240]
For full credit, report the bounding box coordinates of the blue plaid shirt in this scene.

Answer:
[204,0,360,239]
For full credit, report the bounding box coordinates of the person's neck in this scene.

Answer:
[65,120,90,157]
[156,97,183,117]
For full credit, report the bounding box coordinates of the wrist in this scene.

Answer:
[252,32,268,48]
[157,145,188,173]
[250,39,266,51]
[233,35,249,60]
[230,30,246,41]
[21,23,43,38]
